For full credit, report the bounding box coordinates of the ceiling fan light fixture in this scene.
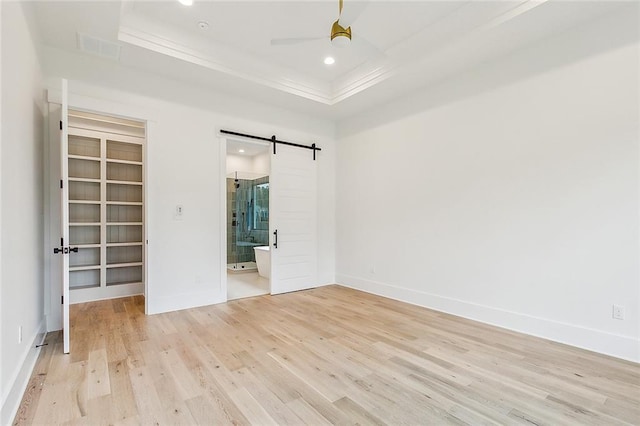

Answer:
[330,20,351,48]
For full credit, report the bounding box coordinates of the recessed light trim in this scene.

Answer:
[178,0,193,6]
[198,21,209,30]
[239,149,245,153]
[324,57,335,65]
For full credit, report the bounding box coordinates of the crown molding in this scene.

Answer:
[116,0,552,107]
[118,15,334,104]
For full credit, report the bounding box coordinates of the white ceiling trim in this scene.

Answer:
[116,19,401,106]
[118,20,403,106]
[115,0,553,107]
[331,63,397,104]
[333,0,550,104]
[118,23,334,104]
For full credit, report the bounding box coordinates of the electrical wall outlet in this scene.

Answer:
[174,204,184,220]
[612,304,625,320]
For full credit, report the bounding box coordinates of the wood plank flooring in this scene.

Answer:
[13,285,640,425]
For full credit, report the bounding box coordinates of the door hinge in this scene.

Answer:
[61,296,63,304]
[59,120,62,130]
[60,179,63,189]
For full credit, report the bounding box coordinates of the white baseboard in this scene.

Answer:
[1,319,47,426]
[69,282,143,304]
[336,274,639,363]
[147,289,226,315]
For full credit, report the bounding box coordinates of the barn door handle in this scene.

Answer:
[273,229,278,249]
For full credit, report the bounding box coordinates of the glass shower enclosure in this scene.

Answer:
[227,171,269,271]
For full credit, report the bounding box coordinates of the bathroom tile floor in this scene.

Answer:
[227,271,270,300]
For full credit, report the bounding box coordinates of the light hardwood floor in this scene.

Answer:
[13,285,640,425]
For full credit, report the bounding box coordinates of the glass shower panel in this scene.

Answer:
[227,172,270,272]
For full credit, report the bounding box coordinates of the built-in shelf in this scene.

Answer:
[107,180,143,186]
[107,242,143,247]
[106,262,143,268]
[66,123,145,301]
[69,265,101,272]
[68,154,100,162]
[69,200,101,205]
[106,158,142,166]
[69,177,101,183]
[70,284,100,290]
[106,201,143,206]
[106,280,142,287]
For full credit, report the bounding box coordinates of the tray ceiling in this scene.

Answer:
[33,1,626,117]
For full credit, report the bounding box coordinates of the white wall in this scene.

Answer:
[253,151,270,176]
[226,154,254,176]
[226,151,270,177]
[336,8,639,362]
[41,48,336,319]
[0,2,46,423]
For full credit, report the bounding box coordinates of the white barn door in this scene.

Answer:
[270,144,318,294]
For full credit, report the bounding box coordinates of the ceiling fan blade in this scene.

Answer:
[270,36,326,46]
[338,0,369,29]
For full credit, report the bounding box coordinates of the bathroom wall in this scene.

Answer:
[226,146,270,265]
[226,178,236,264]
[226,154,253,175]
[226,176,269,264]
[227,153,270,176]
[252,151,270,175]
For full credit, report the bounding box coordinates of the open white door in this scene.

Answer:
[270,144,318,294]
[59,79,70,354]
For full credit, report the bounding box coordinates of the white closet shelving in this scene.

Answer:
[67,112,145,303]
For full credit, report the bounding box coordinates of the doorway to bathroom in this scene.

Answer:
[225,139,271,300]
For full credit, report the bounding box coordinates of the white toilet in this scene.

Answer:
[253,246,270,279]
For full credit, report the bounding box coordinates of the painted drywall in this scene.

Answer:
[226,151,271,177]
[226,154,253,176]
[252,151,270,176]
[41,49,336,321]
[336,8,639,361]
[0,2,46,423]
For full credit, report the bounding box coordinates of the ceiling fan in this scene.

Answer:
[270,0,377,52]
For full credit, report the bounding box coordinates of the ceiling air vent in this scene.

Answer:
[76,32,121,61]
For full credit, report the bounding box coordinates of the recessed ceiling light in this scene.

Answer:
[178,0,193,6]
[324,57,335,65]
[198,21,209,30]
[239,149,245,153]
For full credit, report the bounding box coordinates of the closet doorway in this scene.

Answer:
[47,91,147,352]
[225,138,271,300]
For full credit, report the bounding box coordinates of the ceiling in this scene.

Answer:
[33,1,627,120]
